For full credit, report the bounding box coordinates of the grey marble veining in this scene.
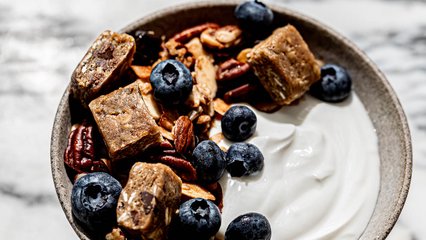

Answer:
[0,0,425,239]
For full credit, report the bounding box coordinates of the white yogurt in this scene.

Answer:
[212,94,380,240]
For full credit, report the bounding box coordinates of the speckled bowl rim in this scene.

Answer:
[51,1,412,239]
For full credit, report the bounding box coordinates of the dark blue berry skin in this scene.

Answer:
[177,198,221,240]
[191,140,226,184]
[226,143,264,177]
[310,64,352,102]
[225,212,271,240]
[150,59,193,105]
[132,30,161,65]
[71,172,122,232]
[221,106,257,141]
[234,0,274,29]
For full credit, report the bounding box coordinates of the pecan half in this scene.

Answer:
[223,83,258,103]
[64,121,109,173]
[153,155,197,182]
[172,23,219,43]
[173,116,195,154]
[200,25,242,50]
[217,58,250,81]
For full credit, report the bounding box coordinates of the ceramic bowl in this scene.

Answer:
[51,1,412,239]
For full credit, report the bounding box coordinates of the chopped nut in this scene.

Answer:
[188,107,203,121]
[160,127,174,141]
[182,182,216,201]
[194,55,217,99]
[140,91,161,120]
[210,132,225,145]
[105,227,126,240]
[196,115,211,125]
[185,37,209,59]
[131,65,152,82]
[213,98,231,116]
[237,48,252,63]
[159,109,179,131]
[173,116,195,154]
[163,39,194,68]
[200,25,242,50]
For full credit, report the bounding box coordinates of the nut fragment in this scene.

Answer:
[237,48,252,63]
[105,227,126,240]
[131,65,152,82]
[213,98,231,116]
[196,115,211,125]
[182,182,216,201]
[173,116,195,154]
[210,132,225,145]
[185,37,209,59]
[194,55,217,99]
[160,127,174,141]
[64,121,109,173]
[159,109,179,131]
[200,25,242,50]
[217,58,250,81]
[163,39,194,68]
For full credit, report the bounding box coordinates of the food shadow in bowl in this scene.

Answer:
[51,1,412,239]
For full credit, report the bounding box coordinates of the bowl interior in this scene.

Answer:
[51,2,412,239]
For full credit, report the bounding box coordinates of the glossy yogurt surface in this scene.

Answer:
[212,94,380,240]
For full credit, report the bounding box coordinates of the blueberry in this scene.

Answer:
[177,198,221,239]
[225,212,271,240]
[221,106,257,141]
[226,143,264,177]
[310,64,352,102]
[71,172,122,232]
[131,30,161,65]
[191,140,226,184]
[234,0,274,29]
[150,59,193,105]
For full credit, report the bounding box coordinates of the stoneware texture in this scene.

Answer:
[50,1,412,239]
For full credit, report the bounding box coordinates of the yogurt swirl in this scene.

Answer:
[213,94,380,240]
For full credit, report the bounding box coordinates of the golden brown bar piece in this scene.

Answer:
[247,24,321,105]
[71,30,136,105]
[89,80,162,160]
[117,162,182,240]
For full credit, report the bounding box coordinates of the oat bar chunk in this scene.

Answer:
[71,30,136,105]
[117,162,182,240]
[89,80,162,159]
[247,24,321,105]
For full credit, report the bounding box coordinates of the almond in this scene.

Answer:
[182,182,216,201]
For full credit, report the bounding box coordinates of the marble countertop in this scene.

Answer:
[0,0,425,239]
